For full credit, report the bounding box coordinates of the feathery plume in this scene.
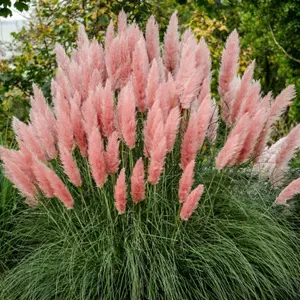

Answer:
[88,126,107,187]
[132,37,149,112]
[82,92,98,137]
[70,92,87,157]
[207,101,219,143]
[180,113,198,169]
[165,106,181,152]
[272,124,300,184]
[180,184,204,221]
[105,20,114,53]
[54,43,70,73]
[105,132,120,175]
[12,118,46,161]
[275,178,300,206]
[119,82,137,149]
[131,158,146,203]
[178,160,195,203]
[216,113,251,169]
[163,11,179,74]
[230,61,255,122]
[77,24,89,49]
[218,30,240,97]
[101,80,115,138]
[143,101,164,157]
[114,168,127,214]
[59,147,82,187]
[118,10,127,34]
[237,108,267,163]
[146,15,160,62]
[146,59,160,109]
[148,123,167,184]
[195,38,211,80]
[2,156,38,200]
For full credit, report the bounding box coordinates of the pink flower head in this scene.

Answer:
[165,106,181,152]
[180,113,198,169]
[195,38,211,79]
[101,79,115,138]
[218,30,240,97]
[148,123,167,184]
[70,91,87,157]
[132,37,149,112]
[146,15,160,62]
[105,131,120,174]
[59,146,82,187]
[275,178,300,206]
[118,9,127,35]
[180,184,204,221]
[146,59,160,109]
[118,82,137,149]
[88,126,107,187]
[2,156,38,200]
[131,158,146,203]
[163,11,179,74]
[178,160,195,203]
[105,20,114,53]
[114,168,127,214]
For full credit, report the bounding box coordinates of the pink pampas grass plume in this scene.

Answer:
[82,92,98,137]
[88,126,107,187]
[221,76,241,125]
[31,156,54,198]
[237,107,267,163]
[230,61,255,122]
[31,85,57,139]
[118,10,127,34]
[267,85,296,129]
[105,20,114,53]
[59,147,82,187]
[198,76,211,107]
[163,11,179,74]
[195,95,214,151]
[2,156,38,200]
[165,106,181,152]
[218,29,240,97]
[146,15,160,62]
[180,184,204,221]
[77,24,89,49]
[207,101,219,143]
[132,37,149,112]
[119,82,137,149]
[253,85,295,158]
[180,113,198,169]
[101,80,115,138]
[39,161,74,209]
[146,59,160,109]
[143,101,164,157]
[70,92,87,157]
[272,124,300,184]
[216,113,251,169]
[195,38,211,79]
[275,178,300,206]
[54,43,70,74]
[131,158,146,203]
[105,132,120,175]
[30,111,57,160]
[114,168,127,214]
[12,118,46,161]
[178,160,195,203]
[148,123,167,184]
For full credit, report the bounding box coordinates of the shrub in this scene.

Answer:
[0,10,300,300]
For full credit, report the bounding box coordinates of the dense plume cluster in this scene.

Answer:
[0,10,299,219]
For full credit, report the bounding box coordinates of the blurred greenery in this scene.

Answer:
[0,0,299,144]
[0,0,31,17]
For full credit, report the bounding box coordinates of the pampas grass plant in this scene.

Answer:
[0,10,300,299]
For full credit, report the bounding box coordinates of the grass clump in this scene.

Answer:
[0,167,299,300]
